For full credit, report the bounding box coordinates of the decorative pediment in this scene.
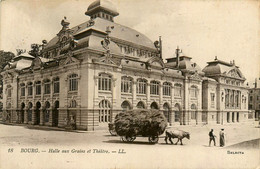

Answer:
[61,53,79,66]
[188,72,202,81]
[147,57,165,69]
[227,69,242,78]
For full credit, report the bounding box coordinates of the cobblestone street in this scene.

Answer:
[0,123,259,169]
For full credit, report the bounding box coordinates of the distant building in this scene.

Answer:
[0,0,253,130]
[248,78,260,121]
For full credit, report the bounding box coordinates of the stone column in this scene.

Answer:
[24,109,28,124]
[132,79,136,106]
[32,106,36,125]
[49,108,53,126]
[146,83,150,108]
[159,83,163,106]
[39,108,43,125]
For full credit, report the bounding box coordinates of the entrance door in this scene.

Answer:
[35,102,41,125]
[53,101,59,126]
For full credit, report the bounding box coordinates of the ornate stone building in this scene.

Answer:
[248,78,260,121]
[1,0,251,130]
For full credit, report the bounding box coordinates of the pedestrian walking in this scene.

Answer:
[219,129,225,147]
[209,129,216,146]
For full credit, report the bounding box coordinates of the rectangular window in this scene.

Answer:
[121,78,132,93]
[28,86,33,96]
[190,88,197,98]
[69,78,78,91]
[54,80,60,93]
[210,93,215,108]
[44,83,50,94]
[36,83,41,95]
[163,83,171,96]
[174,87,181,97]
[7,89,11,97]
[137,80,147,94]
[150,82,159,95]
[21,87,25,97]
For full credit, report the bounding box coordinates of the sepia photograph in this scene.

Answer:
[0,0,259,168]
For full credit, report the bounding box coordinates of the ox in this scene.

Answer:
[165,129,190,145]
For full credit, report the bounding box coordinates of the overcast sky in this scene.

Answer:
[0,0,259,86]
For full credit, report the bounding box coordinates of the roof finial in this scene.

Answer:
[215,56,218,60]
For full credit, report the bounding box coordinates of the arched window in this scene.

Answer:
[137,101,145,109]
[99,100,111,122]
[174,84,182,97]
[45,101,50,123]
[98,73,112,91]
[53,77,60,93]
[71,100,77,108]
[163,82,171,96]
[150,81,160,95]
[28,82,33,96]
[69,74,78,91]
[163,103,170,123]
[121,76,132,93]
[136,79,147,94]
[20,83,25,97]
[44,79,51,94]
[191,104,196,120]
[174,104,181,122]
[35,81,41,95]
[151,102,159,109]
[121,101,131,112]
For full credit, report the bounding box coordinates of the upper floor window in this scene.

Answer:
[98,73,112,91]
[28,82,33,96]
[136,79,147,94]
[174,84,182,97]
[210,93,215,108]
[163,82,171,96]
[20,83,25,97]
[35,81,41,95]
[7,85,11,98]
[44,79,51,94]
[53,77,60,94]
[190,86,198,98]
[150,81,160,95]
[121,76,132,93]
[69,74,78,91]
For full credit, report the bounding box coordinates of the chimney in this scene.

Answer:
[159,36,162,59]
[176,46,181,69]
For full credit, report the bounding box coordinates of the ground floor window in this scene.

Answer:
[99,100,111,122]
[137,101,145,109]
[121,101,131,112]
[163,103,170,123]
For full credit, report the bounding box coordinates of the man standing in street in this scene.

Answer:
[220,129,225,147]
[209,129,216,146]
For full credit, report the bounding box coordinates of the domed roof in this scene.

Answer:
[86,0,119,16]
[44,17,156,52]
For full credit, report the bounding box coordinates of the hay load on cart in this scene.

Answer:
[114,109,167,143]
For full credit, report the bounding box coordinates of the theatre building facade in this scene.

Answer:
[1,0,251,130]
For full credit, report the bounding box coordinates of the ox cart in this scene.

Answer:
[112,109,168,144]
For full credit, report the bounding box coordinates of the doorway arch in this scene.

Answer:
[150,102,159,110]
[53,101,59,126]
[35,102,41,125]
[163,103,171,123]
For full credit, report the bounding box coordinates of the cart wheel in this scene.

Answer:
[148,136,159,144]
[122,136,136,142]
